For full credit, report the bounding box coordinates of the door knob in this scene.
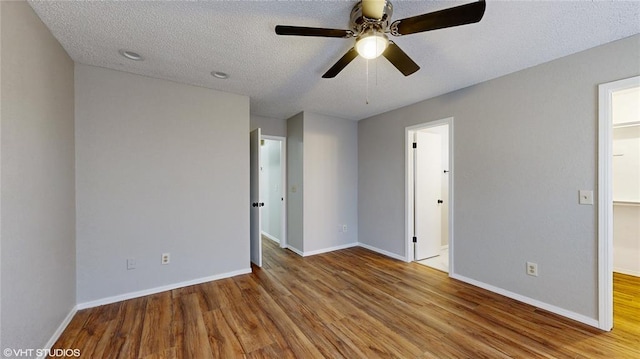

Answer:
[437,199,443,204]
[252,202,258,207]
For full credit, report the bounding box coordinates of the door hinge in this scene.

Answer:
[412,236,417,243]
[412,142,417,149]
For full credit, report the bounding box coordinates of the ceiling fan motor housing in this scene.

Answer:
[350,1,393,36]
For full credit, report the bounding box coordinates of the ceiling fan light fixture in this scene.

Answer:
[275,0,486,77]
[355,31,388,59]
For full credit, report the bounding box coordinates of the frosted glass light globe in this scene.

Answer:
[356,32,389,59]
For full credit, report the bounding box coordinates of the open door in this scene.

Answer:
[414,131,442,260]
[250,128,262,267]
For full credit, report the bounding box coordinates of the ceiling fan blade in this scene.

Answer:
[275,25,353,38]
[362,0,386,20]
[382,42,420,76]
[391,0,486,36]
[322,47,359,78]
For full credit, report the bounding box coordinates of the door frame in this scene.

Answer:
[597,75,640,331]
[262,135,287,249]
[405,117,454,271]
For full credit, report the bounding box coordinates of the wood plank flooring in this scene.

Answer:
[51,237,640,358]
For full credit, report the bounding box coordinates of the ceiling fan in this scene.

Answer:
[275,0,486,78]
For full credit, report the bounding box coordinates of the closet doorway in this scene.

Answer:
[598,75,640,330]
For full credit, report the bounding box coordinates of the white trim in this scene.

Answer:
[358,242,407,262]
[261,231,280,244]
[38,305,78,359]
[405,118,454,269]
[77,268,251,310]
[613,120,640,128]
[451,273,599,328]
[614,268,640,277]
[613,201,640,207]
[286,245,304,256]
[597,75,640,331]
[303,243,358,257]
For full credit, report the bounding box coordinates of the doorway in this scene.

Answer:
[250,131,287,269]
[406,118,453,273]
[260,136,287,249]
[598,75,640,330]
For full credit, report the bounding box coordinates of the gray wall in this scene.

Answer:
[75,64,250,303]
[251,115,286,137]
[1,0,76,350]
[286,112,304,252]
[286,112,358,254]
[1,4,4,349]
[358,34,640,320]
[303,113,358,252]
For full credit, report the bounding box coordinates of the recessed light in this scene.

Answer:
[211,71,229,79]
[119,49,144,61]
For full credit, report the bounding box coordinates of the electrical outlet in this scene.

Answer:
[526,262,538,277]
[162,253,170,265]
[127,258,136,270]
[342,224,348,232]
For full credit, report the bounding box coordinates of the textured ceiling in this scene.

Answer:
[28,1,640,121]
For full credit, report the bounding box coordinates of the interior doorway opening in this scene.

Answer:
[598,75,640,330]
[406,118,453,273]
[250,131,287,269]
[260,136,287,249]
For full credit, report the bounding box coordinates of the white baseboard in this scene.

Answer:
[450,273,600,328]
[38,305,78,359]
[286,245,304,256]
[77,268,252,310]
[614,268,640,277]
[303,242,358,257]
[261,231,280,244]
[357,242,407,262]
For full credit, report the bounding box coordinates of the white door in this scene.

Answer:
[250,128,262,267]
[415,131,442,260]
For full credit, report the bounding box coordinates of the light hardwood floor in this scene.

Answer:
[51,238,640,358]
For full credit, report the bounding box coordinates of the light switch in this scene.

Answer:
[579,190,593,205]
[291,185,297,193]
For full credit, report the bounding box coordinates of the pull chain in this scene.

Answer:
[365,32,381,105]
[375,49,379,86]
[366,59,369,105]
